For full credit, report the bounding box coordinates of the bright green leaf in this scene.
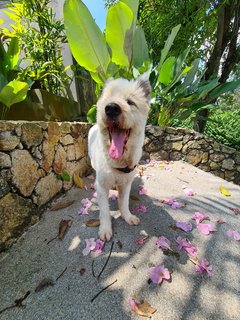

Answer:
[87,105,97,123]
[158,56,176,85]
[106,2,133,66]
[7,37,20,69]
[0,80,28,107]
[208,80,240,100]
[63,0,110,77]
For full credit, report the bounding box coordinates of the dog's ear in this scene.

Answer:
[136,73,151,100]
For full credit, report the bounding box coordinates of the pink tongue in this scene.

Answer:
[109,128,125,160]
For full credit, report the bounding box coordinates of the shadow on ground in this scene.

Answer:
[0,161,239,320]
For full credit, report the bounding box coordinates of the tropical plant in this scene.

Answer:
[0,34,29,119]
[63,0,150,122]
[2,0,73,99]
[149,25,240,127]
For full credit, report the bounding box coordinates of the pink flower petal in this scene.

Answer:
[195,258,213,277]
[82,238,96,256]
[109,194,118,201]
[183,186,194,196]
[135,237,147,245]
[94,239,105,253]
[156,236,171,251]
[138,184,147,196]
[149,264,171,284]
[90,183,95,190]
[192,212,209,224]
[129,297,138,312]
[176,237,197,257]
[226,229,240,241]
[197,223,215,235]
[132,204,148,213]
[176,221,193,232]
[87,175,95,180]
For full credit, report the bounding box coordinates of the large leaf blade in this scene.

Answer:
[158,24,181,71]
[132,25,149,68]
[7,37,20,69]
[0,80,28,107]
[106,2,134,66]
[208,80,240,100]
[158,56,176,85]
[63,0,110,77]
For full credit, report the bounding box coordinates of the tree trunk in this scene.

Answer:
[194,0,240,133]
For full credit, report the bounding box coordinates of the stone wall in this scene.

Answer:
[0,121,92,251]
[144,126,240,185]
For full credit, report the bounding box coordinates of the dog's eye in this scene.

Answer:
[127,99,136,106]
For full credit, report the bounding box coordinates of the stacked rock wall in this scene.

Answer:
[0,121,92,251]
[144,126,240,185]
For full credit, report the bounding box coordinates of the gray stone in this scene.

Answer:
[224,170,236,181]
[221,145,236,154]
[150,150,169,161]
[170,151,183,161]
[0,178,10,199]
[60,134,74,145]
[201,152,209,163]
[166,134,183,142]
[11,150,39,197]
[212,141,221,151]
[21,123,43,148]
[210,161,221,170]
[146,126,164,137]
[212,170,224,179]
[0,152,11,168]
[209,153,225,162]
[234,153,240,164]
[0,192,38,251]
[0,132,20,151]
[222,158,235,170]
[34,172,62,206]
[14,125,22,137]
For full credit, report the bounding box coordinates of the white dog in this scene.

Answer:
[88,74,151,241]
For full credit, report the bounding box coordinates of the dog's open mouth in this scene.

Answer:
[108,126,130,160]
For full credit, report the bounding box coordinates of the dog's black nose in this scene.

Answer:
[105,103,121,118]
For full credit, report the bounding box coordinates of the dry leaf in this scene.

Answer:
[220,185,231,196]
[84,219,100,227]
[73,172,84,188]
[50,200,74,211]
[132,299,157,317]
[35,277,55,292]
[58,219,72,239]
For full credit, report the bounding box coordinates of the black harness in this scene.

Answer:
[116,165,137,173]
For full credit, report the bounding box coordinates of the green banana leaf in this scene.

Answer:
[106,1,133,66]
[63,0,110,77]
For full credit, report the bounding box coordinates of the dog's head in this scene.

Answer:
[96,74,151,161]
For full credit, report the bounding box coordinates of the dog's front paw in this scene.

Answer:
[99,226,112,242]
[124,214,140,226]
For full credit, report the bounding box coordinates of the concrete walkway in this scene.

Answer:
[0,161,240,320]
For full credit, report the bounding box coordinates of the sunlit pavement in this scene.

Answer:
[0,161,240,320]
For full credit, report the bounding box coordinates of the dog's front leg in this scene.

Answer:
[117,183,140,226]
[97,183,112,241]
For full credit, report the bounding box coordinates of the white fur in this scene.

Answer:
[88,74,151,241]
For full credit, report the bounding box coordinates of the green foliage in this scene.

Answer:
[205,109,240,151]
[64,0,148,123]
[0,34,29,119]
[149,24,240,127]
[3,0,73,98]
[57,171,71,182]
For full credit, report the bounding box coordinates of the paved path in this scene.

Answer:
[0,161,240,320]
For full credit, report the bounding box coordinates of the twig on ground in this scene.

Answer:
[90,280,117,303]
[0,291,30,315]
[91,260,96,278]
[97,241,114,279]
[56,267,67,281]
